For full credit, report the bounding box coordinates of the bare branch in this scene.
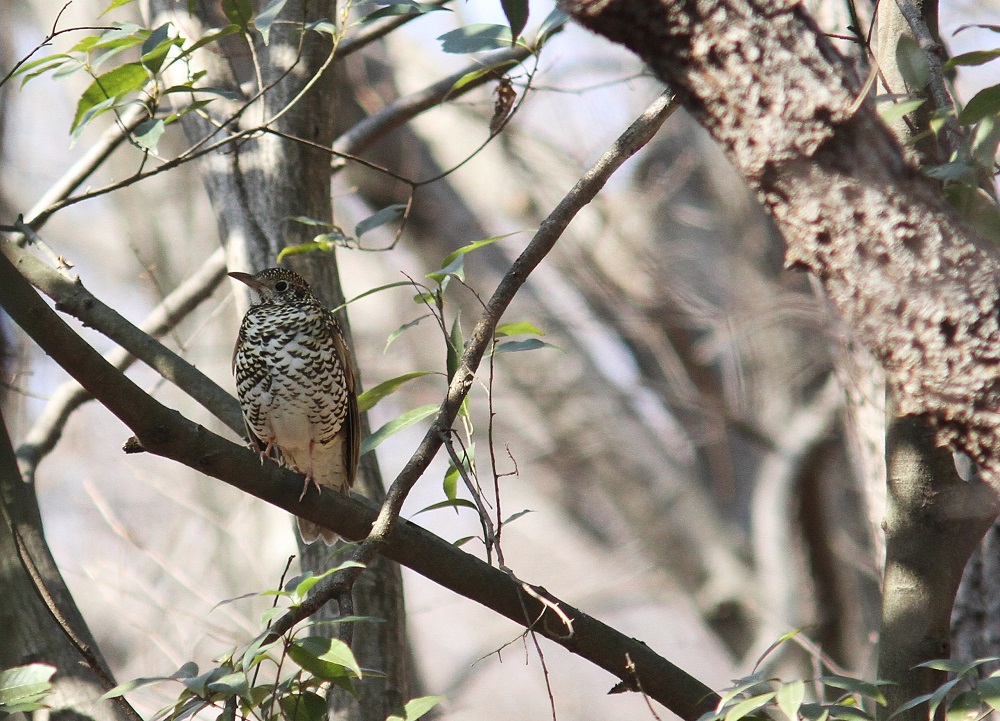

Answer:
[15,248,229,481]
[370,91,681,540]
[3,241,244,439]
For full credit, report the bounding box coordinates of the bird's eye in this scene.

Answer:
[274,280,289,292]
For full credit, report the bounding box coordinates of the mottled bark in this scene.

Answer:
[558,0,1000,709]
[559,0,1000,483]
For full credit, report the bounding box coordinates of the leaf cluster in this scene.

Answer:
[96,561,443,721]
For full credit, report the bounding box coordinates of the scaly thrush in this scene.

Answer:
[230,268,359,545]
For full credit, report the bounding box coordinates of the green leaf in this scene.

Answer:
[923,161,975,182]
[0,664,56,712]
[358,371,434,413]
[255,0,288,44]
[495,320,544,337]
[724,692,776,721]
[12,54,73,83]
[387,695,447,721]
[223,0,254,30]
[493,338,560,354]
[438,24,513,54]
[356,203,406,237]
[360,2,450,22]
[290,561,366,600]
[878,97,926,124]
[278,690,328,721]
[288,637,362,680]
[971,115,1000,167]
[502,508,532,524]
[384,314,433,353]
[361,403,439,455]
[427,255,465,285]
[443,463,459,499]
[889,676,964,718]
[140,23,175,74]
[171,25,241,65]
[134,118,165,152]
[895,35,930,90]
[447,312,463,380]
[959,84,1000,125]
[501,0,528,42]
[336,281,417,312]
[819,676,888,705]
[450,66,497,93]
[976,676,1000,709]
[441,232,520,267]
[414,498,478,515]
[102,674,173,700]
[72,62,148,132]
[776,680,804,721]
[947,690,983,721]
[826,704,873,721]
[946,48,1000,69]
[206,672,248,696]
[290,215,332,226]
[101,0,138,15]
[452,535,476,547]
[535,7,568,46]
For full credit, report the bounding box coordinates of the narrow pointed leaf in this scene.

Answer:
[356,203,406,237]
[357,371,434,413]
[361,403,439,455]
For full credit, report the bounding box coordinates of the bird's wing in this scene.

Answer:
[232,323,269,454]
[332,322,360,490]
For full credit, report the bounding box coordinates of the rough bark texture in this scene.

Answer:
[558,0,1000,486]
[558,0,1000,709]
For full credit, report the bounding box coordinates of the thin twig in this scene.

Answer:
[891,0,965,157]
[441,431,499,566]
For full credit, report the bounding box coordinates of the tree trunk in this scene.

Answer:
[143,1,413,718]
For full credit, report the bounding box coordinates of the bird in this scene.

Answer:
[229,267,359,545]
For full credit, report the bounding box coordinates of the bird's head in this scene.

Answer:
[228,268,314,306]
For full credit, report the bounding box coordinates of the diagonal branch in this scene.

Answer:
[0,200,716,721]
[0,90,709,719]
[15,247,230,481]
[3,241,244,438]
[370,91,679,540]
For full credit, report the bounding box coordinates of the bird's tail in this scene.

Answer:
[298,517,339,545]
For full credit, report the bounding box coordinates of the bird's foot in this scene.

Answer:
[299,473,322,502]
[256,438,277,465]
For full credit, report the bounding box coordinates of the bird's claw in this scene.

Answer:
[299,474,322,502]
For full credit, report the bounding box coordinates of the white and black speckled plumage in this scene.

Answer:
[230,268,359,545]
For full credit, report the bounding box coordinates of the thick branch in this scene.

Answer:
[0,234,718,721]
[15,247,229,480]
[3,243,244,437]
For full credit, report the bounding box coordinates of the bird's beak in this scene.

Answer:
[228,271,263,290]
